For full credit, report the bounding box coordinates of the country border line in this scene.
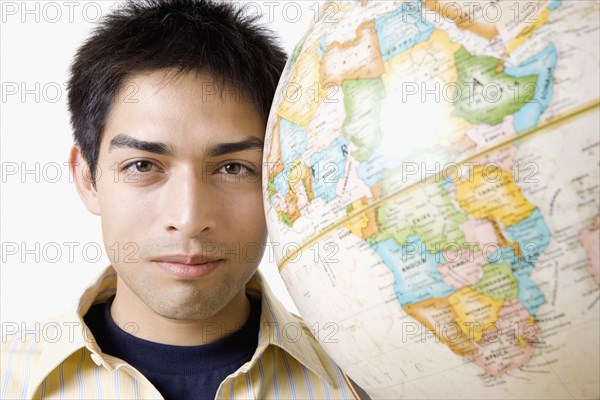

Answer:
[277,99,600,271]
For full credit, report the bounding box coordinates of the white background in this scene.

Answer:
[0,0,328,327]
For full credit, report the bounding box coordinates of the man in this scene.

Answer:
[0,0,363,398]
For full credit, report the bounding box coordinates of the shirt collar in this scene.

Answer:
[247,271,337,385]
[29,267,118,392]
[29,265,337,393]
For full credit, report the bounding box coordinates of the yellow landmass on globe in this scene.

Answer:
[503,7,551,56]
[275,160,314,227]
[278,41,325,128]
[345,198,380,239]
[321,21,385,86]
[289,160,314,202]
[455,165,536,227]
[449,287,504,342]
[404,297,477,356]
[267,117,284,178]
[345,201,370,237]
[283,189,301,225]
[381,29,472,146]
[382,28,460,92]
[423,0,499,41]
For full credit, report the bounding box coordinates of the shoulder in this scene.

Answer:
[256,306,358,398]
[1,320,51,370]
[1,313,86,398]
[1,323,44,398]
[250,273,361,398]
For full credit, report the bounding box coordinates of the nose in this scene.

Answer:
[163,167,217,238]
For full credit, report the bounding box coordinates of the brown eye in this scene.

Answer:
[224,163,242,174]
[135,161,153,173]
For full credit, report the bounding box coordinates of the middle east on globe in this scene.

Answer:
[262,0,600,399]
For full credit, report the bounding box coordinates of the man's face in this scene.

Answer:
[91,70,267,320]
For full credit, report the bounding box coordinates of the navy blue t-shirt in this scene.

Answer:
[84,296,261,400]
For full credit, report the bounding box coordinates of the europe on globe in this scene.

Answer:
[263,0,599,398]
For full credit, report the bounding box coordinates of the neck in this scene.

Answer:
[110,278,251,346]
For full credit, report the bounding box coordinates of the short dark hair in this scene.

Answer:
[67,0,287,182]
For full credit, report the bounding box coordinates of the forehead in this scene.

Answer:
[101,69,266,152]
[115,69,245,105]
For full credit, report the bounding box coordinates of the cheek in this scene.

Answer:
[97,185,155,243]
[223,191,267,238]
[233,195,268,266]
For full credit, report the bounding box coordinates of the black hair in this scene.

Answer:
[67,0,287,182]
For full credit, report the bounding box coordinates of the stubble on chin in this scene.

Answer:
[113,238,259,321]
[134,270,252,321]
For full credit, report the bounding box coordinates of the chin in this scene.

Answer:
[148,283,234,321]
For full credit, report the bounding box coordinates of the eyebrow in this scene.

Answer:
[205,136,264,157]
[108,134,264,157]
[109,134,174,156]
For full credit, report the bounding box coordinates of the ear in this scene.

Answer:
[69,145,101,216]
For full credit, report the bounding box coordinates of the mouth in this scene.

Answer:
[152,255,224,280]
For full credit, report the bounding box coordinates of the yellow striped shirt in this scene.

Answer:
[1,267,359,399]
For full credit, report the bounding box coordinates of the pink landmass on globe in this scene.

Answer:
[465,115,516,150]
[436,218,503,290]
[468,300,538,377]
[460,218,498,245]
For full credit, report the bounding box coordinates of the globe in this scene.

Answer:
[262,1,599,398]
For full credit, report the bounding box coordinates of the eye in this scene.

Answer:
[219,162,253,175]
[223,163,243,174]
[121,159,162,181]
[132,160,153,173]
